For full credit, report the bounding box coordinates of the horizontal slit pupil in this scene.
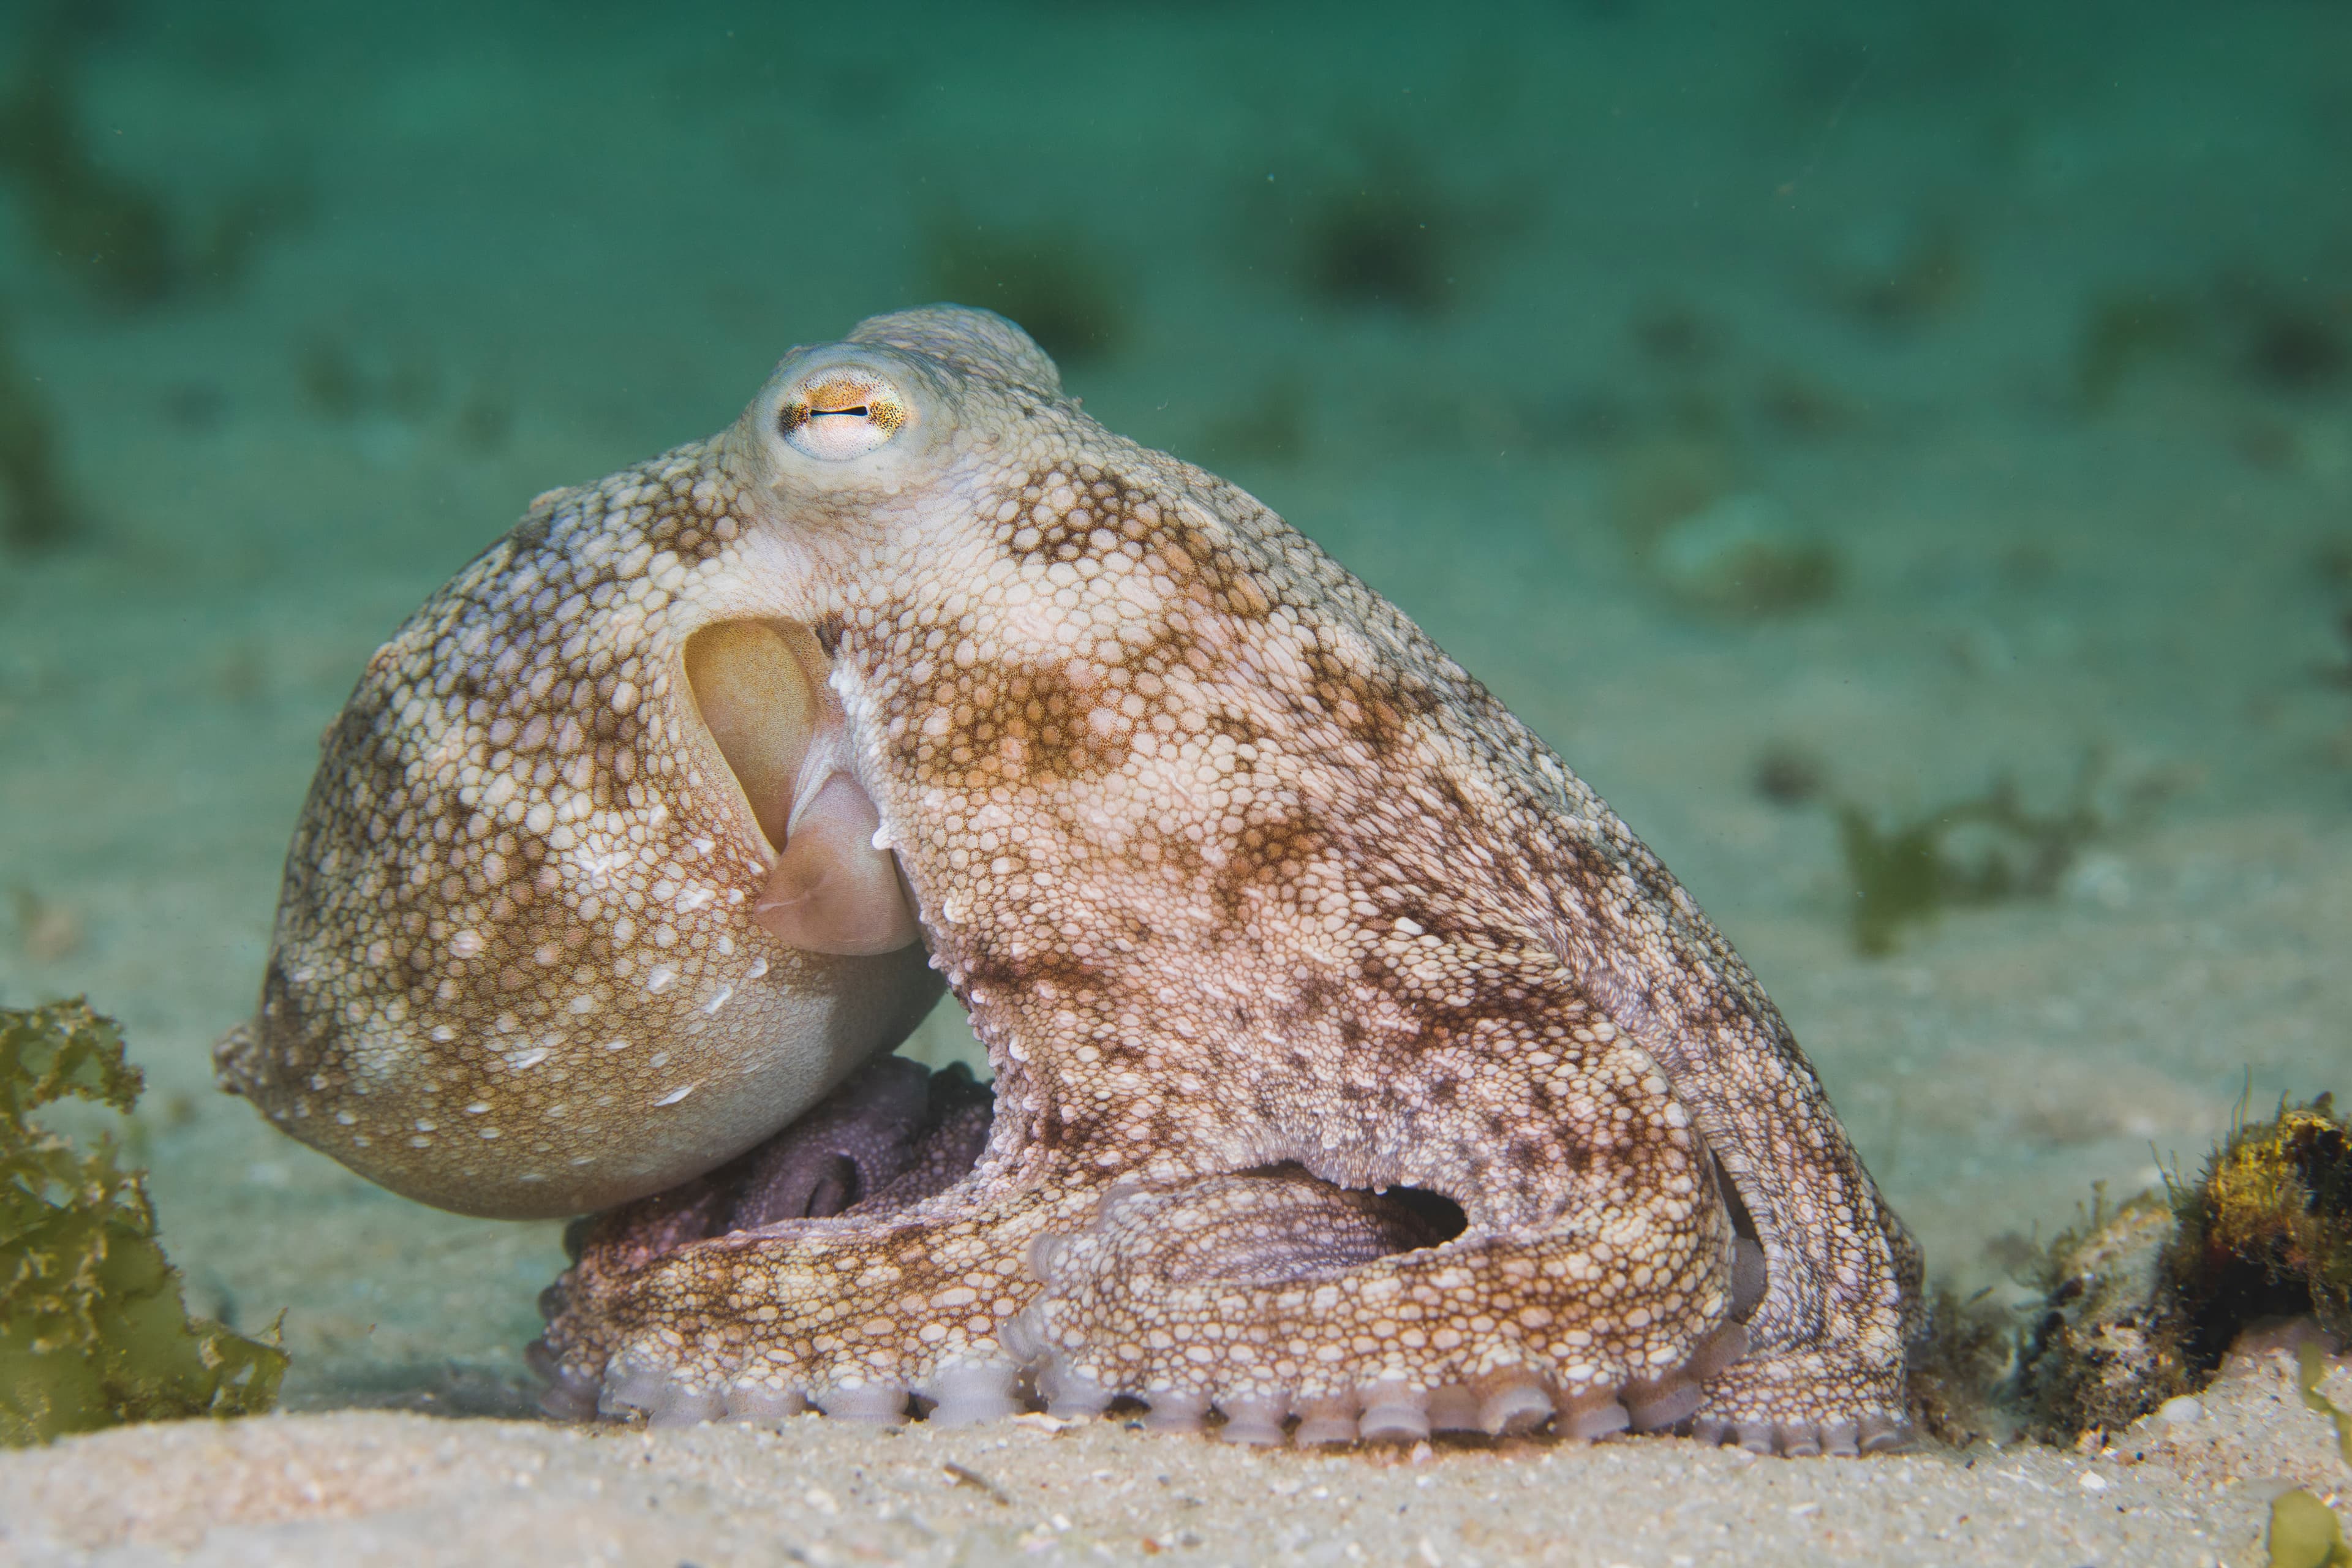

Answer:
[812,406,870,418]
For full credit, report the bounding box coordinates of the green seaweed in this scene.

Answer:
[1,998,285,1446]
[2269,1489,2351,1568]
[1834,758,2108,956]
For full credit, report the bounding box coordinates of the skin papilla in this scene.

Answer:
[220,306,1921,1453]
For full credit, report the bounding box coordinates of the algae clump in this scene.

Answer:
[1834,759,2111,956]
[2010,1186,2190,1442]
[2003,1095,2352,1447]
[2168,1095,2352,1373]
[1,998,285,1446]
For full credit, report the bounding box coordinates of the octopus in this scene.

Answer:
[217,306,1923,1455]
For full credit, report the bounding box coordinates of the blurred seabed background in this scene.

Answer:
[0,0,2347,1412]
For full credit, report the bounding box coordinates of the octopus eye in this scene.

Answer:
[777,372,910,461]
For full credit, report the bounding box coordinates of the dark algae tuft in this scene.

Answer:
[1300,157,1454,316]
[1,999,286,1446]
[2073,271,2351,415]
[1256,137,1510,320]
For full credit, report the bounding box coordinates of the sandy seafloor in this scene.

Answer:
[1,1,2349,1562]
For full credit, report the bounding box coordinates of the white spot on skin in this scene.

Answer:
[507,1048,549,1070]
[704,984,734,1015]
[575,848,627,886]
[450,930,484,959]
[655,1085,695,1107]
[646,966,677,993]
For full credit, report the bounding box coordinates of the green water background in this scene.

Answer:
[0,0,2346,1410]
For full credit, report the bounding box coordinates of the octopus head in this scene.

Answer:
[213,377,957,1218]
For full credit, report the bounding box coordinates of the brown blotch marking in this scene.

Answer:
[1000,466,1157,565]
[1275,973,1344,1029]
[910,655,1138,786]
[957,944,1109,1016]
[1208,809,1331,929]
[1296,642,1442,760]
[1001,467,1280,627]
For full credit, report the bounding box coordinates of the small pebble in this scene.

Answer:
[2078,1471,2109,1492]
[2158,1395,2203,1426]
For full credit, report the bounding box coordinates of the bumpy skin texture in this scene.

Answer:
[214,447,943,1218]
[234,306,1921,1452]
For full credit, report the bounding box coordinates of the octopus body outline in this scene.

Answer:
[219,306,1922,1454]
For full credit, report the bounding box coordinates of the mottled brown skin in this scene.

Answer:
[225,306,1920,1452]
